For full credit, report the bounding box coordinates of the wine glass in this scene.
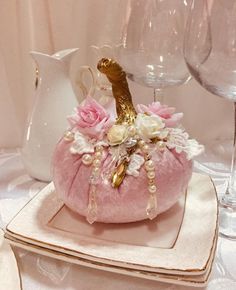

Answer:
[184,0,236,239]
[89,45,115,100]
[118,0,191,102]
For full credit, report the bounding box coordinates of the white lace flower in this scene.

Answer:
[185,139,205,160]
[166,128,204,159]
[127,154,145,177]
[70,131,108,155]
[166,128,188,152]
[156,128,169,139]
[135,113,165,141]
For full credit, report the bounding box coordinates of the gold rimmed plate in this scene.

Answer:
[5,173,218,286]
[5,229,217,287]
[0,229,21,290]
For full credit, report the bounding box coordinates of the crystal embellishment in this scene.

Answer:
[87,198,98,224]
[125,138,137,148]
[146,193,158,220]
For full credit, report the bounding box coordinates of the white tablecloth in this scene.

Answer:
[1,148,236,290]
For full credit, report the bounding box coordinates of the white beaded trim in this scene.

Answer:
[86,145,103,224]
[138,140,158,220]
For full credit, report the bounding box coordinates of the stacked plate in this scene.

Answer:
[5,173,218,287]
[0,229,21,290]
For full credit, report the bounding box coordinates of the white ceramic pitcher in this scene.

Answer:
[21,48,79,182]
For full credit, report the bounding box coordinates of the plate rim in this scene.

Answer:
[0,229,22,290]
[5,226,218,288]
[6,172,218,276]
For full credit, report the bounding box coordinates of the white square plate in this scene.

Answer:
[5,173,218,287]
[0,229,21,290]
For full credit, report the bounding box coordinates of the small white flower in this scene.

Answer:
[70,131,108,155]
[185,139,205,160]
[135,113,165,141]
[70,131,94,154]
[107,124,129,145]
[166,128,189,151]
[156,128,169,139]
[166,128,204,159]
[127,153,145,177]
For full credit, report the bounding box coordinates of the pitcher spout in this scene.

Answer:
[30,48,79,66]
[52,48,79,61]
[53,48,79,69]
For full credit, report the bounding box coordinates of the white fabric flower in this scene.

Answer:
[135,113,165,141]
[127,154,145,177]
[166,128,204,160]
[166,128,189,153]
[156,128,169,139]
[70,131,108,155]
[185,139,205,160]
[107,124,128,145]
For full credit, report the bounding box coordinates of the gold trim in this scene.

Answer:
[11,245,24,290]
[1,232,23,290]
[6,220,217,275]
[6,174,218,275]
[5,232,217,286]
[48,190,187,250]
[35,67,39,89]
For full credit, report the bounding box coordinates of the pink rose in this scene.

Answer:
[68,96,112,139]
[137,102,183,127]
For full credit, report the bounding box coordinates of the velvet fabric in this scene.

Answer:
[53,138,192,223]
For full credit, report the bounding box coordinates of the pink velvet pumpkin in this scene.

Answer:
[52,58,196,224]
[53,139,192,223]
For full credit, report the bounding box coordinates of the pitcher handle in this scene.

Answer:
[76,66,96,98]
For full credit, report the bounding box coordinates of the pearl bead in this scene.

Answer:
[142,144,150,153]
[96,145,103,152]
[147,171,155,179]
[157,141,166,151]
[82,154,93,165]
[64,131,74,142]
[148,179,155,185]
[93,167,100,173]
[145,160,155,171]
[148,184,157,193]
[89,174,99,184]
[138,140,145,147]
[93,159,101,167]
[89,184,96,194]
[145,154,151,160]
[95,151,102,159]
[128,125,136,136]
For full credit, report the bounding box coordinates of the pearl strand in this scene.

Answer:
[86,145,103,224]
[138,140,158,220]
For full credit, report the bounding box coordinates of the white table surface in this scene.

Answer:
[1,148,236,290]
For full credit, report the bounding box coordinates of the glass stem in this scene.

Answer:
[153,88,164,103]
[224,102,236,206]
